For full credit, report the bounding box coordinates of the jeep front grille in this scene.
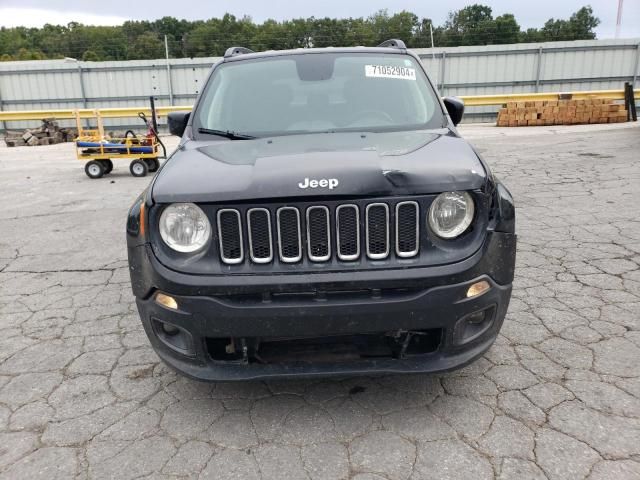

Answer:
[215,200,420,265]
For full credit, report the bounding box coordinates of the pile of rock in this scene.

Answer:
[4,119,76,147]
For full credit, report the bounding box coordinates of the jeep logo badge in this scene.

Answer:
[298,177,339,190]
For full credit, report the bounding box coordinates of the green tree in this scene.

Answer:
[15,48,45,60]
[407,18,436,48]
[0,6,603,62]
[82,50,101,61]
[128,31,165,59]
[309,18,348,47]
[0,27,30,58]
[540,6,599,41]
[366,10,418,46]
[251,19,287,52]
[494,14,520,44]
[442,4,494,45]
[520,27,543,43]
[567,6,600,39]
[342,17,376,46]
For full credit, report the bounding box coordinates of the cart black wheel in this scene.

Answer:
[101,160,113,174]
[145,158,160,172]
[85,160,105,179]
[130,159,148,177]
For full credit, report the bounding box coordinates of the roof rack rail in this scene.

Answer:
[377,39,406,49]
[378,38,407,48]
[224,46,255,58]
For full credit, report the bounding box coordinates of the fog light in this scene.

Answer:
[161,323,180,336]
[466,280,490,298]
[466,310,486,324]
[155,292,178,310]
[152,318,195,357]
[453,305,497,345]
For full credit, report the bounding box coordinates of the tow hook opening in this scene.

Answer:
[387,330,437,359]
[206,329,442,365]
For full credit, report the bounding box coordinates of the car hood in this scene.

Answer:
[152,129,487,203]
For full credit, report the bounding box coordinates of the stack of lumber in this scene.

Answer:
[4,119,76,147]
[497,99,628,127]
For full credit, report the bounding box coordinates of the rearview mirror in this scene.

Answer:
[167,111,191,137]
[443,97,464,126]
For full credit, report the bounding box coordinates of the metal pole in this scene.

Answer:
[429,23,437,89]
[439,52,447,93]
[633,42,640,89]
[430,23,435,61]
[616,0,624,39]
[535,46,543,93]
[77,65,90,128]
[149,95,159,132]
[165,35,174,106]
[0,81,5,133]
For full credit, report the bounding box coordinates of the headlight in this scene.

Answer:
[428,191,475,239]
[159,203,211,252]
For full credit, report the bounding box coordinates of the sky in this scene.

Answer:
[0,0,638,39]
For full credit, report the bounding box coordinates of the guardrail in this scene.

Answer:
[458,89,632,107]
[0,90,636,123]
[0,105,191,122]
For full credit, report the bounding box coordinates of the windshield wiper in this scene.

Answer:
[198,128,256,140]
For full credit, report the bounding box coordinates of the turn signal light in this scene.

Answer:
[466,280,490,298]
[155,292,178,310]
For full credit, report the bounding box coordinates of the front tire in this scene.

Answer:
[85,160,105,179]
[130,159,148,177]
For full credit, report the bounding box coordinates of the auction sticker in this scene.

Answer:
[365,65,416,80]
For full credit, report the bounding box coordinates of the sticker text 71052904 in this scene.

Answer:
[365,65,416,80]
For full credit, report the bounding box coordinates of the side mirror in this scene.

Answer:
[443,97,464,126]
[167,111,191,137]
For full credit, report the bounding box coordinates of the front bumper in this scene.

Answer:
[129,231,516,381]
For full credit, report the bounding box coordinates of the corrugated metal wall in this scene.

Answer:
[414,38,640,121]
[1,38,639,130]
[0,57,216,130]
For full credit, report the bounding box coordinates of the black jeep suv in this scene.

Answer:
[127,40,516,381]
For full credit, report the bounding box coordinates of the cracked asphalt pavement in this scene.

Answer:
[0,122,639,479]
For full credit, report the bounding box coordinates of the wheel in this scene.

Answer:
[145,158,160,172]
[100,160,113,174]
[130,159,148,177]
[85,160,105,179]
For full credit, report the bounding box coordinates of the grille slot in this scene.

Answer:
[366,203,389,259]
[277,207,302,263]
[217,209,243,264]
[396,201,419,257]
[306,206,331,262]
[336,205,360,261]
[247,208,273,263]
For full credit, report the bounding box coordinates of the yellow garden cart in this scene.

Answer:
[75,102,166,179]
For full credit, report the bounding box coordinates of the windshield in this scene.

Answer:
[195,52,444,138]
